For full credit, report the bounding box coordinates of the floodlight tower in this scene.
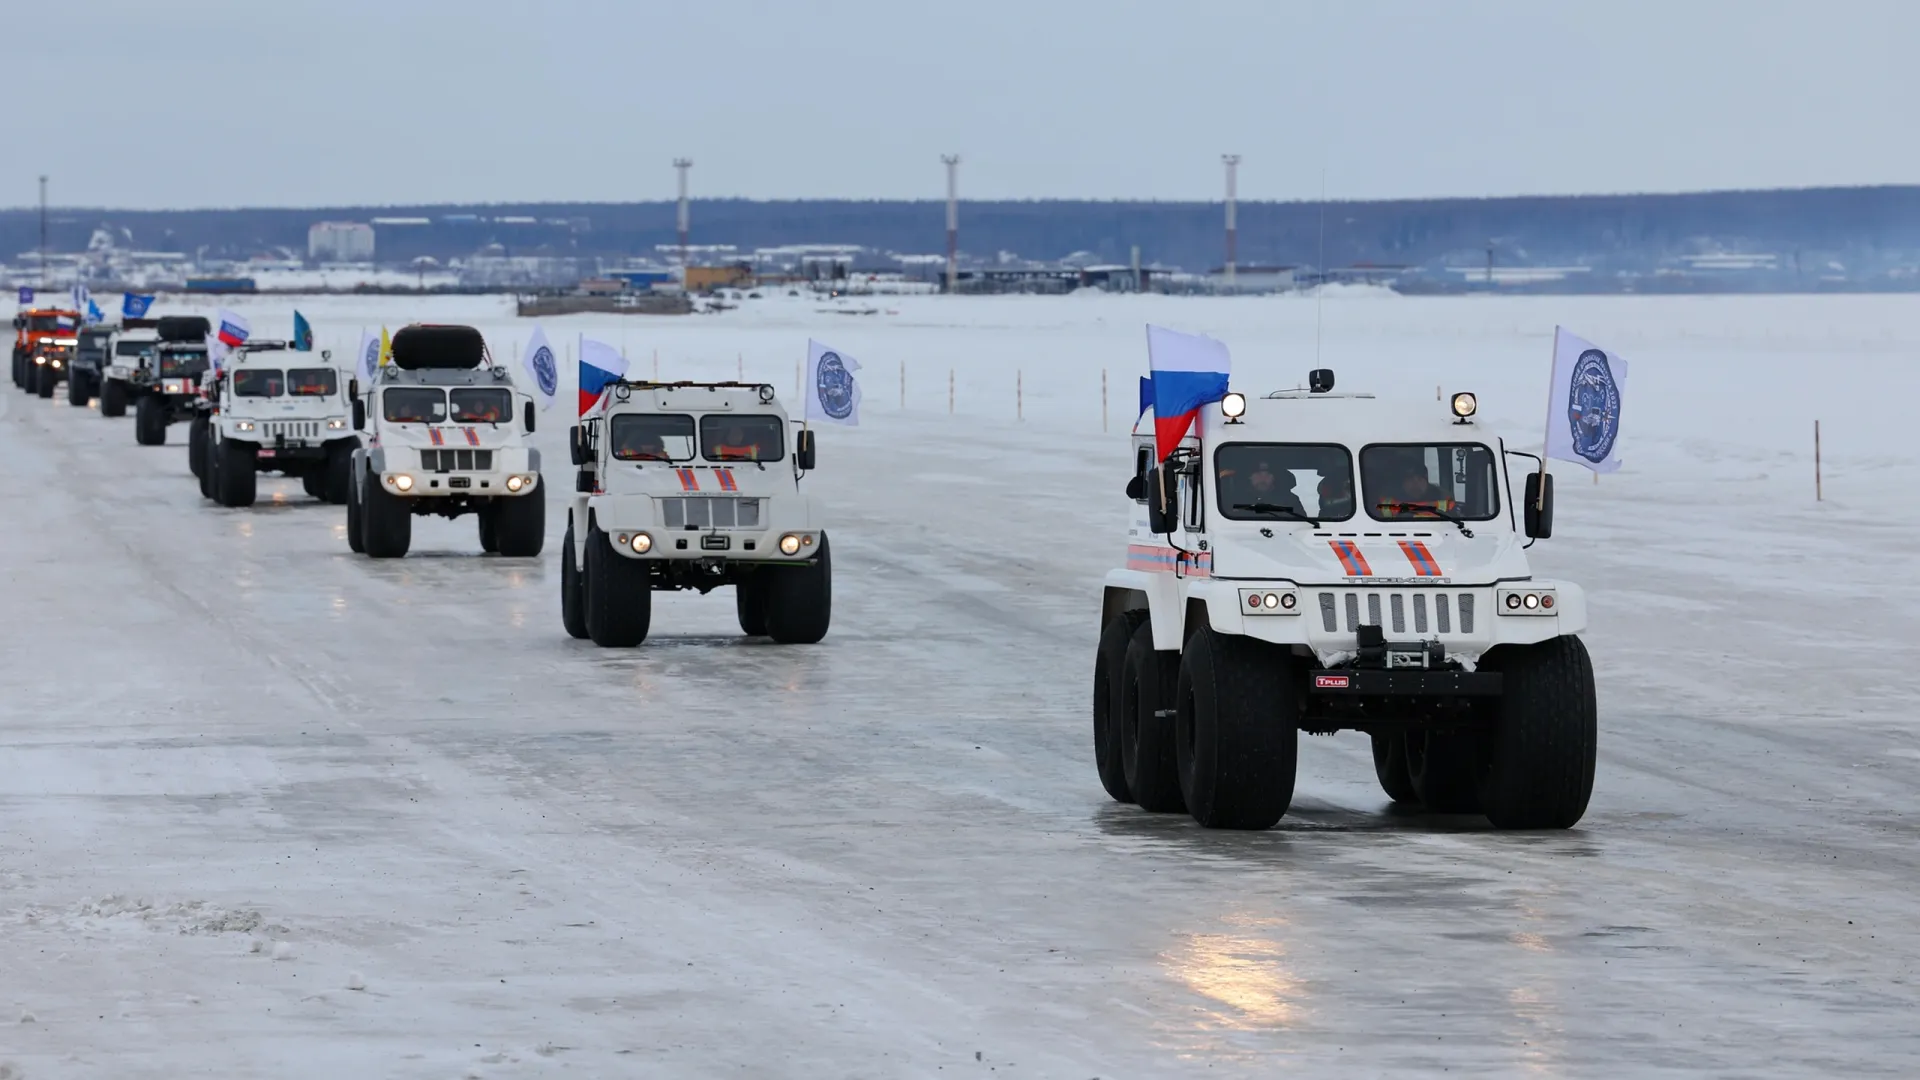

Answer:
[38,175,48,288]
[1221,154,1241,290]
[942,154,961,294]
[673,158,693,268]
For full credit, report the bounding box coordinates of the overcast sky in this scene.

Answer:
[13,0,1915,209]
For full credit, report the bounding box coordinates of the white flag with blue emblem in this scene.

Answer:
[520,327,559,412]
[1545,326,1628,474]
[804,339,861,426]
[356,328,380,388]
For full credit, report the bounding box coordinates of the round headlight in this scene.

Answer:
[1506,593,1522,610]
[505,475,525,492]
[1221,392,1246,419]
[1280,592,1297,610]
[1451,392,1478,418]
[1523,593,1540,609]
[630,532,652,553]
[779,534,802,555]
[1263,592,1279,609]
[391,474,414,492]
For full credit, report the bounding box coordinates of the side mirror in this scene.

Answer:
[1145,465,1179,534]
[352,398,366,432]
[321,349,332,361]
[11,316,22,330]
[567,426,584,466]
[1125,474,1144,501]
[795,428,817,471]
[523,401,536,433]
[1523,472,1554,539]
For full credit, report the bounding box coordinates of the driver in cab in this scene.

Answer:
[615,428,669,462]
[1218,457,1305,517]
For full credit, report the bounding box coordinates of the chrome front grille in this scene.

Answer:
[260,420,322,442]
[1319,590,1476,636]
[419,449,494,473]
[660,497,762,530]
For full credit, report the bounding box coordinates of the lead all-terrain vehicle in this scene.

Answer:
[348,324,544,558]
[194,341,359,508]
[562,379,830,647]
[12,308,79,393]
[1095,369,1595,831]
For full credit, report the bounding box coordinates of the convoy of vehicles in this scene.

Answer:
[1095,370,1595,831]
[347,324,544,558]
[563,378,829,646]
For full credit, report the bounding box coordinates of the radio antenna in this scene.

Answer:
[1314,167,1327,366]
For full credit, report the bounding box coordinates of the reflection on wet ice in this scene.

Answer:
[1164,915,1302,1032]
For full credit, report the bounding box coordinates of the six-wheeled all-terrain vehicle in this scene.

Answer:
[562,379,829,647]
[121,316,212,444]
[193,341,359,508]
[24,335,78,399]
[12,308,79,393]
[98,326,158,418]
[1095,369,1596,831]
[347,324,544,558]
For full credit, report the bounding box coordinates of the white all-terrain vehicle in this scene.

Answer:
[1095,369,1595,831]
[347,324,544,558]
[98,326,159,418]
[562,379,829,647]
[192,341,358,508]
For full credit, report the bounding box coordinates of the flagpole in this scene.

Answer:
[1536,326,1558,510]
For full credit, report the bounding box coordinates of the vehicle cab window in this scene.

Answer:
[233,369,284,397]
[450,387,511,422]
[610,413,695,461]
[699,414,785,462]
[382,387,446,423]
[288,368,338,397]
[1360,443,1500,521]
[1214,443,1355,522]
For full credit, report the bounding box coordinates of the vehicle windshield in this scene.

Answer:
[78,330,111,358]
[1215,443,1355,521]
[115,340,155,359]
[1360,443,1501,522]
[383,387,447,423]
[699,414,785,462]
[450,387,511,423]
[232,369,284,397]
[26,314,69,332]
[610,413,696,461]
[288,368,338,397]
[158,347,208,378]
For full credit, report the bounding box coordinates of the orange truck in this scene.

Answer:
[11,307,81,394]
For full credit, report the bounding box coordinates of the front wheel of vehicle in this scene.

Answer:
[762,534,831,644]
[188,416,209,480]
[1174,626,1299,830]
[1120,620,1186,813]
[1092,608,1147,805]
[560,517,588,640]
[361,475,413,558]
[215,439,257,508]
[133,395,167,445]
[345,463,366,554]
[67,370,91,407]
[491,491,545,557]
[99,378,127,417]
[35,363,55,398]
[1475,637,1598,830]
[584,522,651,647]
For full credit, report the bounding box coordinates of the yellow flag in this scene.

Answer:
[378,326,392,366]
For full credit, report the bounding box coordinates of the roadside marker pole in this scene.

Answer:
[1017,370,1023,421]
[900,359,905,409]
[738,353,743,381]
[1102,368,1108,433]
[949,368,955,415]
[795,359,801,401]
[1815,419,1823,501]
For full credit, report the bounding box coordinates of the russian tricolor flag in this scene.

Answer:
[216,309,251,348]
[578,336,629,416]
[1145,325,1231,461]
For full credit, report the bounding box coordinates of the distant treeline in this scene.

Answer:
[7,187,1920,273]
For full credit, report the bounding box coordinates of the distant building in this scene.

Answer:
[1207,264,1297,292]
[308,222,375,262]
[684,264,754,292]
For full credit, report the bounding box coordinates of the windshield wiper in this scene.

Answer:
[1234,502,1321,527]
[1376,501,1475,538]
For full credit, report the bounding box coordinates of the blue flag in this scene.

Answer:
[293,310,314,352]
[17,287,32,305]
[1137,375,1153,419]
[122,293,155,318]
[87,298,104,324]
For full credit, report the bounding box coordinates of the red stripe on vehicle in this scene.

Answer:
[675,468,700,492]
[1330,540,1372,577]
[1398,540,1442,577]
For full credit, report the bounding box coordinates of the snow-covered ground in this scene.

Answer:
[3,292,1919,1076]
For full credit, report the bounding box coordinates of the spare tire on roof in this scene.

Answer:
[390,324,487,370]
[157,315,212,343]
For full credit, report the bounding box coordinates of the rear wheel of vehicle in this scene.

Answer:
[491,491,545,557]
[188,416,209,480]
[1120,621,1186,813]
[361,475,413,558]
[322,439,355,505]
[559,517,588,640]
[1092,608,1147,804]
[133,395,167,445]
[345,464,366,553]
[735,574,768,636]
[99,378,127,417]
[1475,637,1597,829]
[1174,626,1299,830]
[762,534,832,644]
[1405,729,1482,813]
[1370,733,1418,803]
[584,522,651,647]
[215,439,257,508]
[67,370,91,407]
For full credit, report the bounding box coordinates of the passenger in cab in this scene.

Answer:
[711,424,762,461]
[291,370,330,396]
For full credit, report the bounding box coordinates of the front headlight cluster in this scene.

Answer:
[1498,588,1557,615]
[504,473,536,493]
[236,421,255,432]
[1238,588,1301,616]
[327,418,347,430]
[778,533,816,556]
[617,532,652,554]
[388,473,415,492]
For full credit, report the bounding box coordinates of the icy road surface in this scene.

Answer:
[4,293,1920,1077]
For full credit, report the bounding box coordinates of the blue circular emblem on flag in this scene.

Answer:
[530,345,558,398]
[1568,348,1621,464]
[363,338,380,374]
[816,352,854,420]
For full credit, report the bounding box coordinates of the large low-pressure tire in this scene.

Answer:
[1092,608,1147,804]
[559,517,588,640]
[188,416,210,481]
[1405,729,1483,813]
[345,465,366,553]
[1174,625,1300,830]
[477,510,500,553]
[9,349,22,390]
[360,475,413,558]
[214,439,258,508]
[133,395,167,445]
[491,491,546,557]
[1120,621,1186,813]
[583,522,651,647]
[322,441,356,505]
[99,378,127,417]
[34,362,55,398]
[1475,636,1598,830]
[762,533,831,644]
[301,471,326,499]
[1370,733,1419,804]
[735,574,768,636]
[67,370,91,407]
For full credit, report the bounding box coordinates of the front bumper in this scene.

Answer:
[604,526,821,561]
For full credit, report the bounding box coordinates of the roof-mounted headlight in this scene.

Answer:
[1450,392,1477,419]
[1221,392,1246,420]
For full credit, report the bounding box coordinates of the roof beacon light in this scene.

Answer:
[1451,392,1478,420]
[1308,368,1336,394]
[1220,392,1246,420]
